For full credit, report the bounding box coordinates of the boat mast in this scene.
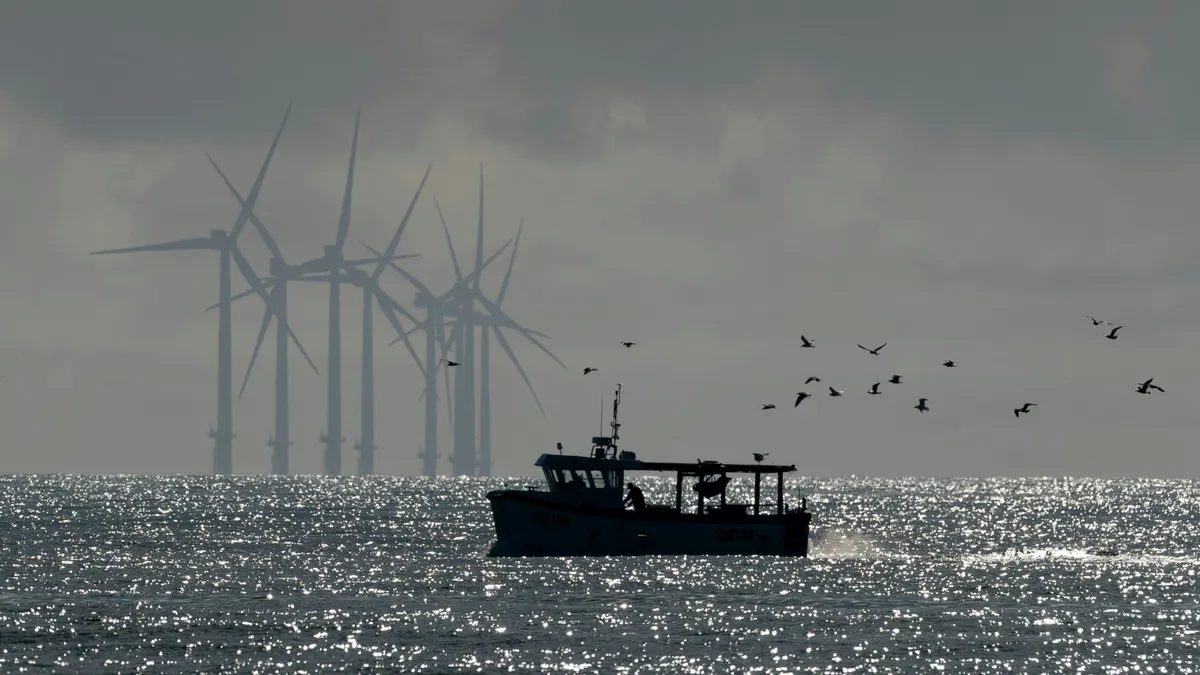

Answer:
[610,383,622,448]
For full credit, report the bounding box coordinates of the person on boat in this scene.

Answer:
[623,482,646,512]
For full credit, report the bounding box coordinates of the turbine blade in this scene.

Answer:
[203,278,274,313]
[343,252,420,266]
[435,197,463,282]
[286,318,320,375]
[226,102,290,241]
[371,164,431,283]
[496,218,523,305]
[239,290,276,398]
[91,237,215,255]
[435,239,512,303]
[288,274,341,283]
[375,293,428,380]
[334,110,360,252]
[362,275,421,325]
[474,294,563,367]
[491,324,546,418]
[207,153,287,262]
[474,164,484,290]
[363,241,432,295]
[229,246,273,306]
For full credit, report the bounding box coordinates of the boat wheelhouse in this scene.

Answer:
[486,384,812,557]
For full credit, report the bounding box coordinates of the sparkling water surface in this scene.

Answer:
[1,474,1199,673]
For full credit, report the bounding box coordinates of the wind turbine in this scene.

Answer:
[470,218,571,476]
[402,170,565,476]
[89,104,295,475]
[369,235,514,477]
[446,219,566,476]
[275,110,364,476]
[336,162,434,476]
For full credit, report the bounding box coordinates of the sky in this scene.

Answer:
[2,1,1200,478]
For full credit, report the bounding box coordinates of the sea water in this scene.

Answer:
[1,474,1198,673]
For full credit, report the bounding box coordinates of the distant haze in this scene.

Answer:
[2,2,1199,477]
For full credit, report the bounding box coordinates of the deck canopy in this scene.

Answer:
[536,453,796,475]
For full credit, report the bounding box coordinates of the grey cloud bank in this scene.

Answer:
[0,2,1198,477]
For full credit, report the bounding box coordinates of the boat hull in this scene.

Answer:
[487,489,811,557]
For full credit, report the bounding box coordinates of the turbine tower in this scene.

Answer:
[89,104,294,475]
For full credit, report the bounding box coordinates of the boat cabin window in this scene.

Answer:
[543,468,621,490]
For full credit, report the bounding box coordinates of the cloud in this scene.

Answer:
[1,3,1200,477]
[6,2,1199,158]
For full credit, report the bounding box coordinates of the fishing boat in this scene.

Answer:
[486,384,813,557]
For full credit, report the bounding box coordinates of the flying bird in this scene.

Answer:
[889,375,903,384]
[583,367,598,375]
[620,341,636,348]
[762,403,777,410]
[800,335,815,348]
[1086,316,1112,326]
[868,382,882,395]
[442,359,460,367]
[1106,325,1123,340]
[914,398,930,413]
[858,342,887,355]
[794,392,810,407]
[753,452,770,463]
[943,360,957,368]
[828,387,844,397]
[1136,378,1164,394]
[805,376,821,384]
[1014,402,1038,418]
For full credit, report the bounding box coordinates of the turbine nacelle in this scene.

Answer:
[209,229,228,243]
[414,290,436,309]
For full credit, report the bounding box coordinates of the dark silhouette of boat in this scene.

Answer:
[486,384,813,557]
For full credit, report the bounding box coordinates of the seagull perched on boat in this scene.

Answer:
[804,376,821,384]
[858,342,887,355]
[943,360,956,368]
[794,392,810,406]
[762,403,777,410]
[1086,315,1112,326]
[620,341,636,348]
[914,398,930,413]
[889,375,903,384]
[1136,378,1164,394]
[442,359,460,367]
[828,387,844,397]
[583,367,598,375]
[1014,402,1038,418]
[1105,325,1123,340]
[800,335,815,348]
[868,382,882,395]
[753,452,770,464]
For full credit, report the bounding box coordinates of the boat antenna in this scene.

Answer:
[610,383,622,445]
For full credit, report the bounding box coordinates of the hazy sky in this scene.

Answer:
[3,1,1200,477]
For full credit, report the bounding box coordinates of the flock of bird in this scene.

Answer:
[450,317,1162,426]
[755,316,1164,418]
